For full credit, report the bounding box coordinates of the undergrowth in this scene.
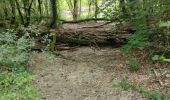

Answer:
[0,29,42,99]
[114,80,165,100]
[121,0,170,70]
[129,57,140,72]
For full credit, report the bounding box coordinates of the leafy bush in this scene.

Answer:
[0,29,42,99]
[158,21,170,49]
[18,25,40,37]
[18,25,51,51]
[151,21,170,63]
[123,33,151,54]
[0,29,34,70]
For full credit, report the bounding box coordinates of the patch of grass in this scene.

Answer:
[114,80,164,100]
[129,57,140,72]
[0,70,42,99]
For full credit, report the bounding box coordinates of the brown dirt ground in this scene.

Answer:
[29,47,170,100]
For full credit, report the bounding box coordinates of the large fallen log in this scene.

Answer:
[56,33,130,46]
[60,18,112,24]
[37,22,132,47]
[49,28,131,47]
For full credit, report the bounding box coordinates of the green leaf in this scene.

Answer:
[152,55,160,61]
[159,21,170,27]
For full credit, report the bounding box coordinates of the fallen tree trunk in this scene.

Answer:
[49,28,131,47]
[60,18,113,24]
[37,22,132,47]
[56,33,129,46]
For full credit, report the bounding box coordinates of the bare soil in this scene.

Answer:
[29,47,170,100]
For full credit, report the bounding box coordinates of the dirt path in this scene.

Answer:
[29,47,154,100]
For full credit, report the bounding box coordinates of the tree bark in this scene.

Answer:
[87,0,92,15]
[52,29,129,46]
[9,0,16,24]
[73,0,78,21]
[26,0,33,26]
[45,0,49,20]
[38,0,42,21]
[15,0,33,26]
[79,0,82,17]
[50,0,58,28]
[15,0,25,25]
[95,0,99,19]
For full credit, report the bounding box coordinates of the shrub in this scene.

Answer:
[0,29,34,70]
[0,29,42,99]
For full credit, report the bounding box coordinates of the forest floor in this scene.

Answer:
[28,21,170,100]
[29,47,170,100]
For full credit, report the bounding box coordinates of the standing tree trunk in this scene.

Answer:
[15,0,33,26]
[88,0,92,15]
[50,0,58,28]
[24,0,34,26]
[73,0,78,21]
[94,0,98,19]
[9,0,16,24]
[38,0,42,21]
[79,0,82,17]
[45,0,49,20]
[49,0,59,52]
[15,0,25,25]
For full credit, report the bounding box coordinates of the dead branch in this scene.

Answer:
[60,18,116,24]
[78,22,113,29]
[153,69,164,86]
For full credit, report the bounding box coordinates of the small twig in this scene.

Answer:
[153,69,159,77]
[56,46,77,51]
[161,71,168,78]
[153,69,164,86]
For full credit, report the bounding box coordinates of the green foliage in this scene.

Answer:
[100,1,123,21]
[0,29,34,69]
[128,57,140,72]
[123,33,150,54]
[0,29,42,99]
[115,80,164,100]
[152,55,160,61]
[116,80,133,90]
[159,21,170,46]
[124,6,155,54]
[153,21,170,62]
[101,0,161,54]
[152,55,170,63]
[0,71,41,100]
[146,92,164,100]
[159,21,170,27]
[122,0,169,54]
